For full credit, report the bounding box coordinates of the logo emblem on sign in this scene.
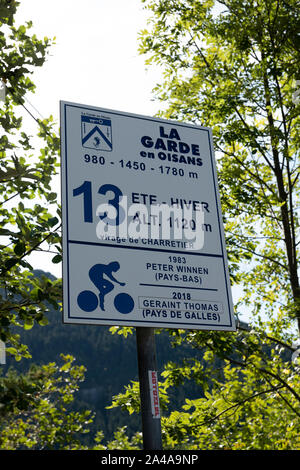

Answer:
[81,113,113,151]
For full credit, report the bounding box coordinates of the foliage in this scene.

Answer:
[138,0,300,336]
[0,0,61,360]
[109,327,300,449]
[0,1,76,450]
[93,427,142,450]
[0,354,94,449]
[3,296,203,446]
[162,329,300,449]
[107,0,300,450]
[0,350,144,450]
[1,0,300,450]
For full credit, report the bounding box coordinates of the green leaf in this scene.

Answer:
[51,254,62,264]
[14,241,26,256]
[37,316,49,326]
[4,257,18,270]
[48,216,59,227]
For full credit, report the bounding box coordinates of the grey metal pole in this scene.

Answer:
[136,327,163,450]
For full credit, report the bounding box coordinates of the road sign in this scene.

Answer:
[60,101,235,330]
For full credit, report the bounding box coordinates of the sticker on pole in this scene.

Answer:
[148,370,160,419]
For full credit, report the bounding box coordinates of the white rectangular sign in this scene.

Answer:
[60,101,235,330]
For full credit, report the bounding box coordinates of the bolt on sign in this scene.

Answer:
[60,101,235,331]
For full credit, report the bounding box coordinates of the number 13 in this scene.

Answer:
[72,181,125,226]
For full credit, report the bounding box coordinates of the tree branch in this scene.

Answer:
[183,384,289,431]
[0,223,61,277]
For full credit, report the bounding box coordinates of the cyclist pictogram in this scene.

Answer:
[77,261,134,314]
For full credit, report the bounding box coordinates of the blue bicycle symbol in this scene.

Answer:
[77,261,134,315]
